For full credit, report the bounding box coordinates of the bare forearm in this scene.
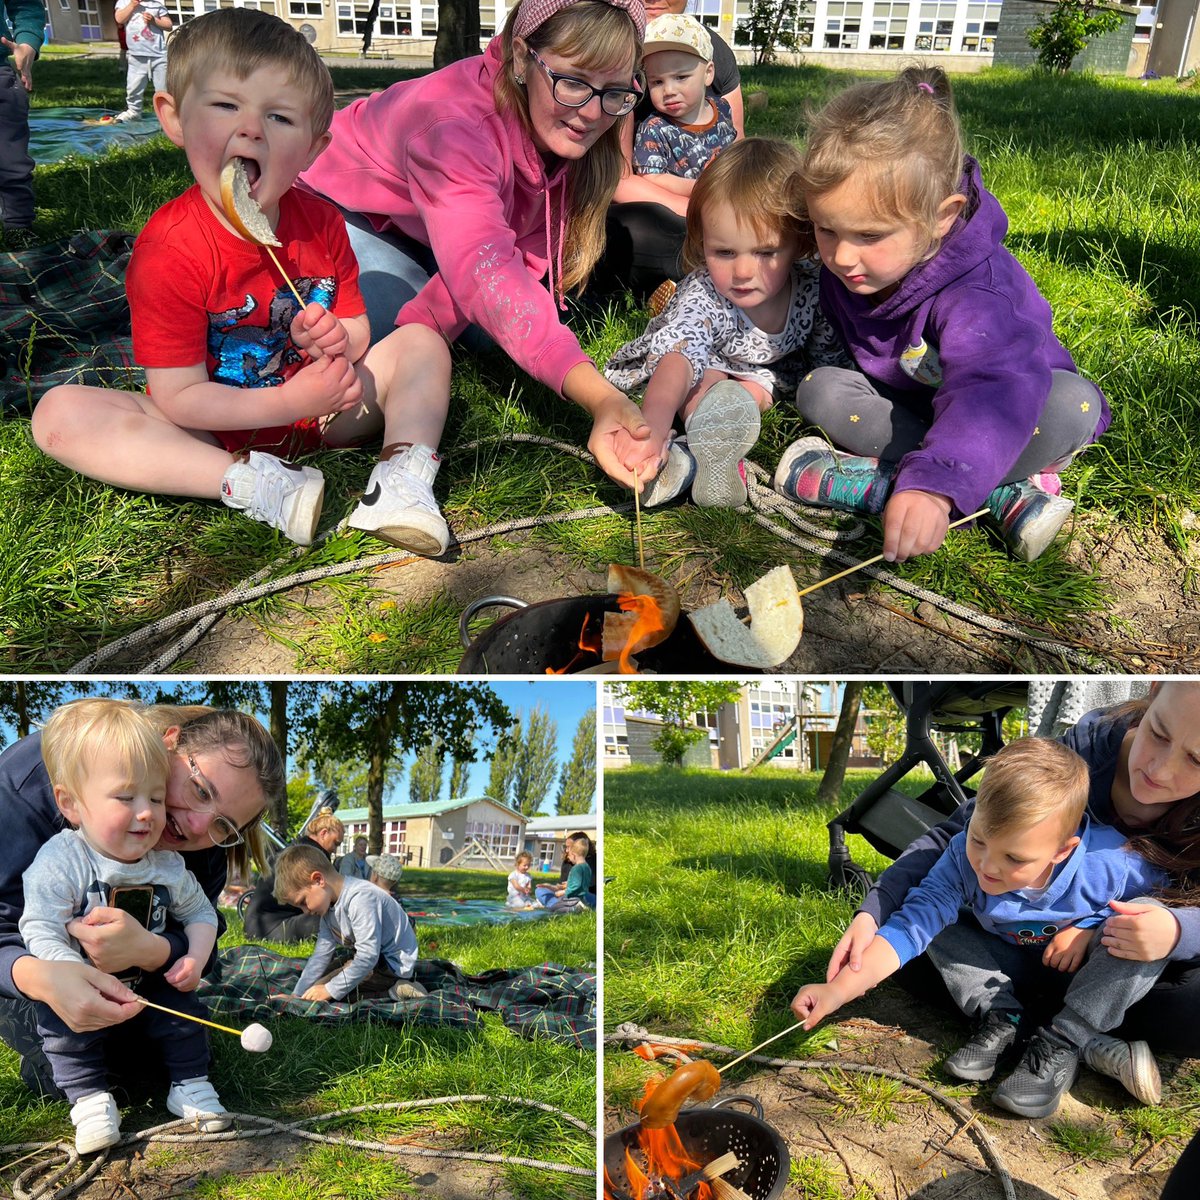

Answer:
[641,353,693,439]
[830,937,902,1004]
[186,924,217,966]
[153,378,293,430]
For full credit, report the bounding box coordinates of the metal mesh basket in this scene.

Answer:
[604,1096,790,1200]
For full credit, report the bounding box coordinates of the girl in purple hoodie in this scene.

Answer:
[773,67,1109,563]
[300,0,653,557]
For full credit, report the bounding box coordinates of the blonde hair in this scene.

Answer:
[515,851,533,868]
[142,703,282,877]
[682,137,812,273]
[165,8,335,136]
[494,2,641,294]
[305,807,345,842]
[800,65,965,256]
[41,699,169,803]
[273,843,332,902]
[567,835,593,858]
[973,738,1090,845]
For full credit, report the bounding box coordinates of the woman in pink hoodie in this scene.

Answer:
[302,0,652,557]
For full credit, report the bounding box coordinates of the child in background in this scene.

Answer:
[774,66,1108,563]
[19,700,225,1154]
[790,739,1169,1119]
[110,0,172,123]
[634,16,735,185]
[606,137,848,508]
[274,843,427,1002]
[540,837,596,911]
[32,9,382,547]
[507,851,535,908]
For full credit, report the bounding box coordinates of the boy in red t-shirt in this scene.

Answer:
[32,9,384,545]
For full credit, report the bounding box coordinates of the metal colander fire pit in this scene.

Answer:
[604,1096,790,1200]
[457,594,739,675]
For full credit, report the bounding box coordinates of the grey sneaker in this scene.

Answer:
[1082,1032,1161,1105]
[684,381,761,508]
[220,450,324,546]
[641,437,696,507]
[993,1026,1079,1118]
[986,478,1074,561]
[389,979,429,1001]
[350,445,449,556]
[944,1010,1020,1082]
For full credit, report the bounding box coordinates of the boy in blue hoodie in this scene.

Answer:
[790,737,1169,1118]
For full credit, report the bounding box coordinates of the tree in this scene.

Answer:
[862,685,905,764]
[1027,0,1125,72]
[736,0,808,66]
[299,684,512,854]
[434,0,481,68]
[616,681,741,767]
[814,682,865,809]
[449,727,474,799]
[409,736,446,806]
[511,705,558,816]
[0,682,77,741]
[488,722,520,808]
[556,709,596,816]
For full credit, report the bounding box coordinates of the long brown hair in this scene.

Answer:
[494,2,641,293]
[1105,689,1200,905]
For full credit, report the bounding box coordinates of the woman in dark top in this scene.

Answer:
[828,683,1200,1056]
[600,0,744,296]
[0,704,283,1096]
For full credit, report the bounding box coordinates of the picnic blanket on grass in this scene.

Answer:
[402,895,555,926]
[200,945,596,1048]
[1,230,139,416]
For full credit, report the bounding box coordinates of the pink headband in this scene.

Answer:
[513,0,647,43]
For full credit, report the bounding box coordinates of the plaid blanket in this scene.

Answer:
[200,945,596,1049]
[0,230,140,416]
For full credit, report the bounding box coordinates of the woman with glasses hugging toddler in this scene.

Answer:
[0,699,283,1121]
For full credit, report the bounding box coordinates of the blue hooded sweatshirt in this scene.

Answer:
[817,156,1111,515]
[877,813,1167,968]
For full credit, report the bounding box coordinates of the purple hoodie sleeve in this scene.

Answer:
[890,283,1057,513]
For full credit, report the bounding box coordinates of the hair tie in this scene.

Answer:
[917,82,935,95]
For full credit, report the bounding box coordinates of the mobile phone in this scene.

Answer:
[108,884,154,928]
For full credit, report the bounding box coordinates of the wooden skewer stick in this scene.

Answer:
[718,1020,805,1074]
[263,246,306,311]
[795,507,990,600]
[134,995,244,1039]
[632,466,645,571]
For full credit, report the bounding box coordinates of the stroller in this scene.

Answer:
[827,681,1028,897]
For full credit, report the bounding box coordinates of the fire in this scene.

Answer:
[545,613,604,674]
[603,1080,716,1200]
[614,592,667,673]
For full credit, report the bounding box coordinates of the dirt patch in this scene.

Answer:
[11,1129,550,1200]
[110,496,1199,675]
[605,995,1191,1200]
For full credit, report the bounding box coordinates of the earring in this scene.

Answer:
[516,74,525,85]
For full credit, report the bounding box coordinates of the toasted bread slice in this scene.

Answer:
[601,564,681,661]
[688,565,803,668]
[219,157,280,247]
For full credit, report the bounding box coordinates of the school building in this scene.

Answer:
[334,794,526,868]
[44,0,1190,77]
[523,812,597,871]
[602,679,880,772]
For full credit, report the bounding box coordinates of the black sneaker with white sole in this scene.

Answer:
[992,1025,1080,1118]
[944,1010,1020,1082]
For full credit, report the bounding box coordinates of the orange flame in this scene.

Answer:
[546,613,604,674]
[615,592,666,674]
[603,1079,715,1200]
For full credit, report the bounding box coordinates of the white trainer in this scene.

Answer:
[166,1077,232,1133]
[70,1090,121,1154]
[220,450,324,546]
[349,445,450,556]
[684,381,761,508]
[641,437,696,508]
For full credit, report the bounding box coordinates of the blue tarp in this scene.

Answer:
[29,107,160,163]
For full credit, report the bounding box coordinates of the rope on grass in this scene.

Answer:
[606,1023,1017,1200]
[4,1095,596,1200]
[65,435,1105,674]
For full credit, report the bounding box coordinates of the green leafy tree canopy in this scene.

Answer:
[1027,0,1125,72]
[617,681,742,767]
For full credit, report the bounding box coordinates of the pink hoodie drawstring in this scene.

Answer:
[544,177,568,312]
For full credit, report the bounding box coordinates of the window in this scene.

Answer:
[289,0,323,18]
[78,0,102,39]
[385,820,407,856]
[869,2,909,49]
[466,820,521,859]
[918,1,957,50]
[961,2,1000,51]
[824,2,862,49]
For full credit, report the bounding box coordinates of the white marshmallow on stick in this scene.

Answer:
[135,996,273,1053]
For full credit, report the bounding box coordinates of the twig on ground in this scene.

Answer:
[815,1120,862,1193]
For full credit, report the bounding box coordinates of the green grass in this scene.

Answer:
[0,868,596,1199]
[4,59,1198,669]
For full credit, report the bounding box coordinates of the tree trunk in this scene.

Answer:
[15,681,29,739]
[815,682,865,809]
[434,0,480,68]
[368,691,402,854]
[359,0,382,54]
[269,681,290,836]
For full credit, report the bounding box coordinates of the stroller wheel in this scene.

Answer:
[828,863,873,900]
[236,889,253,923]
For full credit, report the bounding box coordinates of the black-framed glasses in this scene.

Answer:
[185,754,245,850]
[526,47,641,118]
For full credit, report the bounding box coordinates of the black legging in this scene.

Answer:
[594,203,687,299]
[1162,1127,1200,1200]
